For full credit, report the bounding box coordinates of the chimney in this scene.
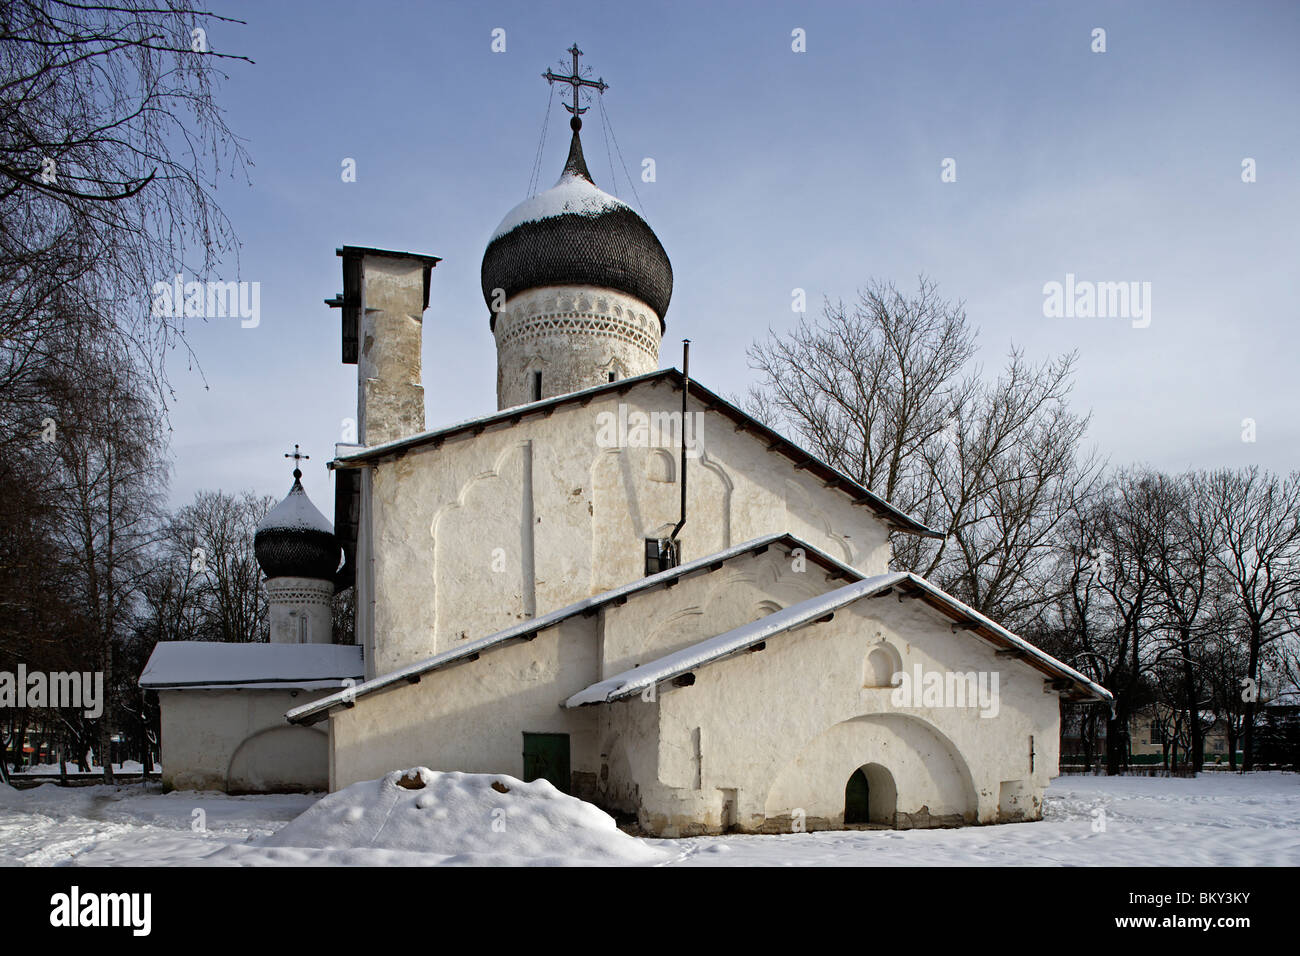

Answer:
[327,246,440,446]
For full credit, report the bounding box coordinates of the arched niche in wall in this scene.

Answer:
[647,448,676,483]
[863,640,903,688]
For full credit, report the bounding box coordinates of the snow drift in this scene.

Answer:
[258,768,664,866]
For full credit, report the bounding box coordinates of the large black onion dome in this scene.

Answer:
[481,129,673,325]
[253,474,340,581]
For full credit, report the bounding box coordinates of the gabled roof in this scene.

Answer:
[285,533,858,726]
[286,533,1112,726]
[140,642,363,691]
[328,369,942,539]
[564,572,1113,707]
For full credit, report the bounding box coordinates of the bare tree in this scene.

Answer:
[1203,622,1253,769]
[747,276,977,510]
[0,2,248,780]
[911,348,1099,623]
[1142,472,1224,771]
[1032,500,1116,771]
[1205,468,1300,770]
[748,277,1097,625]
[49,347,166,782]
[0,0,251,419]
[166,490,271,643]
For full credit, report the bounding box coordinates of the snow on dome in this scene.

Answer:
[489,171,631,242]
[254,768,666,866]
[253,475,340,581]
[480,128,673,321]
[256,478,333,535]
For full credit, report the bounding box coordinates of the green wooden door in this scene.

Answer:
[522,732,571,794]
[844,768,870,824]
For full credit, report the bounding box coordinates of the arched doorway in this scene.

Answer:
[843,763,898,826]
[763,715,979,828]
[844,769,871,823]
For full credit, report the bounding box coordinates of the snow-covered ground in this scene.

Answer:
[0,771,1295,867]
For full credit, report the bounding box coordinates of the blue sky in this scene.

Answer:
[166,0,1300,510]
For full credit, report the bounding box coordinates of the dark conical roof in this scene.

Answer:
[481,129,673,323]
[253,474,340,582]
[561,125,592,180]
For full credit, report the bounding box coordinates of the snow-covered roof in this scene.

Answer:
[139,642,363,691]
[490,171,631,242]
[565,573,904,707]
[330,369,942,539]
[287,533,1110,726]
[286,533,857,725]
[564,572,1113,708]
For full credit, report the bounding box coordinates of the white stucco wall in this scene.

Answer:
[598,547,836,677]
[331,546,839,792]
[329,616,602,791]
[158,688,331,793]
[606,594,1060,835]
[328,542,1063,836]
[359,377,893,679]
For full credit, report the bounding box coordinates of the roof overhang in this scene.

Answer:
[564,572,1113,708]
[139,642,364,693]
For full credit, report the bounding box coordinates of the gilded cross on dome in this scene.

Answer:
[542,44,608,129]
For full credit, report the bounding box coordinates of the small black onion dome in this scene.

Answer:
[482,128,673,326]
[253,472,340,581]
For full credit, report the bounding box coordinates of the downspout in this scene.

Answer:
[669,339,691,552]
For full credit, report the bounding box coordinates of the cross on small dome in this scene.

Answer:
[284,443,310,480]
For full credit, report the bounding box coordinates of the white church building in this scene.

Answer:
[141,47,1110,835]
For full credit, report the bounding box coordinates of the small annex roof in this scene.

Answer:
[139,642,363,691]
[564,572,1113,708]
[285,533,858,726]
[329,368,942,539]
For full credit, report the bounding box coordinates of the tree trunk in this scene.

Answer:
[1243,621,1261,771]
[14,711,28,773]
[1180,628,1204,772]
[99,641,115,783]
[1105,702,1128,775]
[0,724,10,786]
